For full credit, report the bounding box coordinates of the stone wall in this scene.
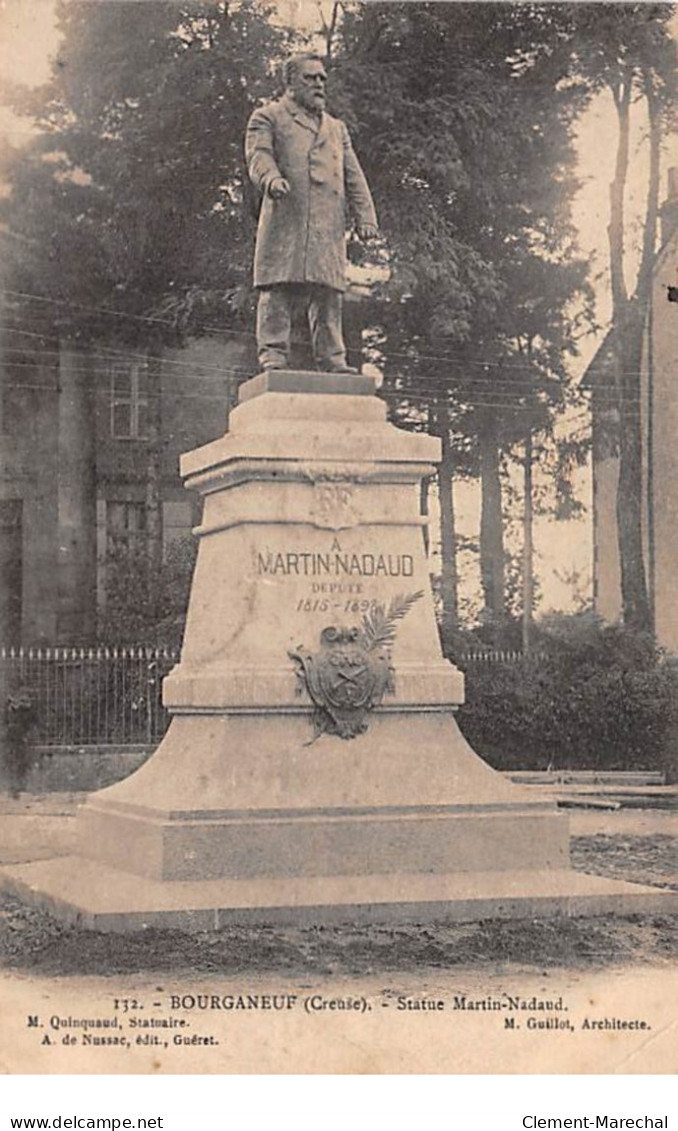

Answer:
[23,745,153,793]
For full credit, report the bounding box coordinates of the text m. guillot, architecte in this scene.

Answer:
[522,1119,669,1129]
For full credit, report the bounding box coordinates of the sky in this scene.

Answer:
[0,0,673,617]
[0,0,58,100]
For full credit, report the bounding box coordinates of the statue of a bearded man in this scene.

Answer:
[245,53,378,373]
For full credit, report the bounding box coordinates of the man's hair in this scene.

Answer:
[282,53,326,88]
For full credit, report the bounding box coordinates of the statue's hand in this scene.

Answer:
[268,177,290,200]
[357,223,378,241]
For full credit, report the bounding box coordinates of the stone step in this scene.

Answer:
[2,857,676,933]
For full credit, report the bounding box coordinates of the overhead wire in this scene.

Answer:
[0,291,639,418]
[0,331,587,383]
[0,348,252,383]
[0,352,618,413]
[0,337,618,400]
[0,287,256,341]
[2,381,234,404]
[0,354,593,402]
[0,376,617,421]
[0,361,622,425]
[0,329,252,379]
[0,287,605,377]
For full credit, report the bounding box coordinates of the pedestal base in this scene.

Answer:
[3,857,675,933]
[70,712,570,883]
[5,373,672,933]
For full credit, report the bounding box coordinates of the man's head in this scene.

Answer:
[283,53,327,116]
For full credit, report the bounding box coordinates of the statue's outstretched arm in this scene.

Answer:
[245,108,284,195]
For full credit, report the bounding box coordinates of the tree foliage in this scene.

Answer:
[0,0,284,345]
[326,2,594,633]
[99,536,197,647]
[458,613,678,775]
[7,3,669,640]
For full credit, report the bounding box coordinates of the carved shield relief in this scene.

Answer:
[289,592,423,740]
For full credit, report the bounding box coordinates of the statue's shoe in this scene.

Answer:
[318,361,359,374]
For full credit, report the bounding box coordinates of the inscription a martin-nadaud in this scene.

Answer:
[256,547,414,579]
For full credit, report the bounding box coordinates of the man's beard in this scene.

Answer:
[297,90,325,117]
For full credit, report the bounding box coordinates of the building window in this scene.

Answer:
[106,501,147,556]
[110,362,149,439]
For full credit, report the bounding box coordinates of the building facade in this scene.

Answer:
[0,327,253,645]
[0,293,367,646]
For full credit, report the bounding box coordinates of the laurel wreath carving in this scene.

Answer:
[358,591,425,652]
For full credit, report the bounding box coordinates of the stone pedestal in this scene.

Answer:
[3,372,676,929]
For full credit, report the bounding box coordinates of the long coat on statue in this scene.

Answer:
[245,93,377,293]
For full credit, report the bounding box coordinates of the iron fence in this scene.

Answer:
[456,649,532,665]
[0,645,534,749]
[1,646,179,747]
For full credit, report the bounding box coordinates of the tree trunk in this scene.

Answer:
[420,477,430,557]
[608,76,631,314]
[145,347,164,630]
[0,295,8,787]
[322,1,342,61]
[608,71,657,633]
[56,344,98,643]
[429,402,458,644]
[615,307,652,631]
[479,408,505,628]
[522,429,534,653]
[437,410,459,646]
